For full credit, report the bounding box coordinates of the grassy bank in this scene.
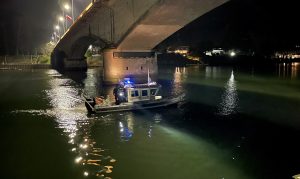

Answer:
[0,55,50,65]
[86,55,103,67]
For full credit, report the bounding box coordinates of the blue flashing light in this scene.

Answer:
[123,78,133,85]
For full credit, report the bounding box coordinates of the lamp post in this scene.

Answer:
[55,25,60,41]
[71,0,74,23]
[58,16,65,33]
[64,3,70,29]
[53,32,57,43]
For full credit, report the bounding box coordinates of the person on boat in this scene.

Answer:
[113,84,126,105]
[113,84,120,105]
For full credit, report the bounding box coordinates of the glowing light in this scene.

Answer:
[64,4,70,10]
[110,159,116,163]
[55,25,60,30]
[83,171,89,176]
[230,51,236,57]
[69,133,76,138]
[59,16,64,21]
[119,122,123,128]
[104,166,113,173]
[71,148,76,152]
[292,174,300,179]
[75,156,83,163]
[80,144,88,149]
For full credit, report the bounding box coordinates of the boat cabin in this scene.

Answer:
[125,83,161,102]
[114,78,162,104]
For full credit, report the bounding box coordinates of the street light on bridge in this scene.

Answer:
[55,25,61,41]
[58,16,65,33]
[59,16,64,22]
[63,3,73,29]
[55,25,60,30]
[64,4,70,10]
[65,1,74,23]
[71,0,74,23]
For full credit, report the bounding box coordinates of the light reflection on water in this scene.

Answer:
[44,68,250,179]
[45,69,117,178]
[277,62,300,79]
[6,64,300,179]
[218,70,238,116]
[118,113,134,141]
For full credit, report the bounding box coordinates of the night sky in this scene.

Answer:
[157,0,300,54]
[0,0,89,55]
[1,0,300,55]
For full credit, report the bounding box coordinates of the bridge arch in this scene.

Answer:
[52,0,229,77]
[51,35,109,70]
[70,35,108,58]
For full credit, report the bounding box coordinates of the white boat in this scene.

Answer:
[83,78,184,114]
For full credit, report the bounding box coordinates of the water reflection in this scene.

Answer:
[3,65,300,179]
[171,67,186,96]
[82,68,105,97]
[205,66,220,79]
[118,113,134,141]
[291,62,299,78]
[218,70,238,116]
[45,69,116,178]
[277,62,300,79]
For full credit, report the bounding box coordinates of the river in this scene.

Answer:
[0,63,300,179]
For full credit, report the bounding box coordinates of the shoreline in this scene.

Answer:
[0,64,51,70]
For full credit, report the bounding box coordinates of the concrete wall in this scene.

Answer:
[103,49,157,84]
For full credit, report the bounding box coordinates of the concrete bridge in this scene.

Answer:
[51,0,229,83]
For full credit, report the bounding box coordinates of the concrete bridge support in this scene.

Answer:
[103,49,158,84]
[63,58,87,71]
[51,49,87,71]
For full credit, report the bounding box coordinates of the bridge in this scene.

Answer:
[51,0,229,83]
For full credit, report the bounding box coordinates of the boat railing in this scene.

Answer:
[81,92,95,112]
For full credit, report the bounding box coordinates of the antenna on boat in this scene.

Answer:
[147,58,152,85]
[147,67,150,85]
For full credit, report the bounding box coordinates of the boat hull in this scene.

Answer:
[83,94,184,114]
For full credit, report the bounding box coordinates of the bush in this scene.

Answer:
[38,55,50,64]
[85,50,92,58]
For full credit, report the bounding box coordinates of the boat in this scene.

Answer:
[83,78,185,114]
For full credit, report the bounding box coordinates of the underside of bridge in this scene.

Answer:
[51,0,229,83]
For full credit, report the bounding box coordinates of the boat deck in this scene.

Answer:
[84,94,185,114]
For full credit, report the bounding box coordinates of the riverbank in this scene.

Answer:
[0,55,104,70]
[157,53,199,66]
[200,55,300,66]
[0,64,51,70]
[0,55,51,70]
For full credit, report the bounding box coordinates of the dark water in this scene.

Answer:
[0,63,300,179]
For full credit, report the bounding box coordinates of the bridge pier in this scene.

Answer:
[63,58,87,71]
[51,50,87,71]
[103,49,158,84]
